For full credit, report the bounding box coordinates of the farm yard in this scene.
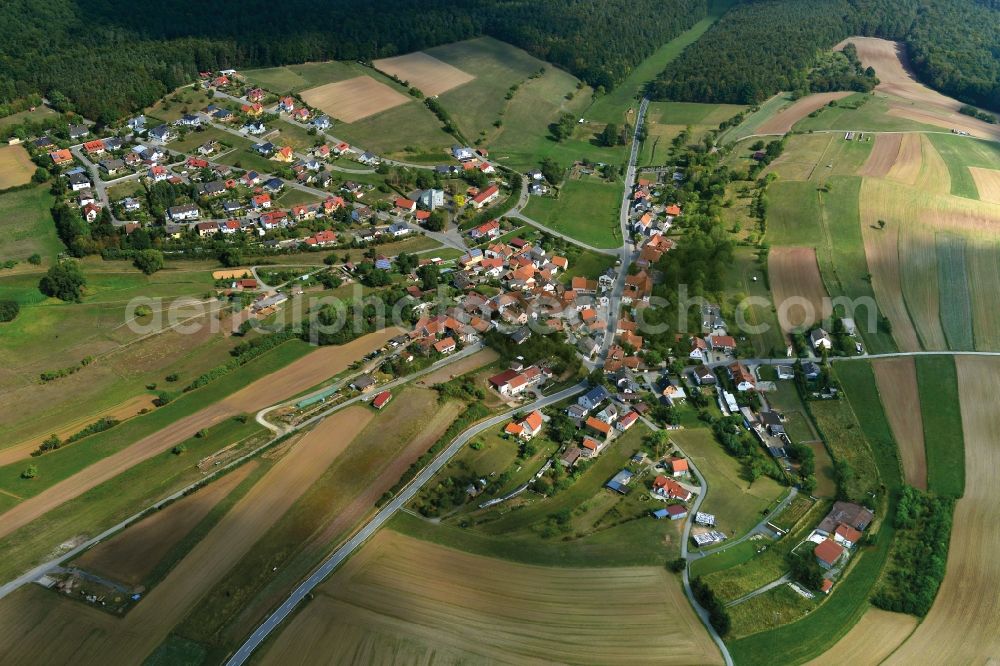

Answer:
[299,76,410,123]
[258,530,724,665]
[0,144,34,189]
[373,52,474,96]
[670,428,786,541]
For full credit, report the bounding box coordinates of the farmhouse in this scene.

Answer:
[471,184,500,209]
[652,475,692,501]
[506,410,544,440]
[49,149,73,165]
[818,501,874,535]
[815,538,845,569]
[372,390,392,410]
[352,374,377,393]
[810,328,833,351]
[728,362,756,391]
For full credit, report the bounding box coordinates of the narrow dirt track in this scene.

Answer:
[0,328,400,541]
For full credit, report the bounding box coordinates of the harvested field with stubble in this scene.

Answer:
[969,167,1000,205]
[0,144,34,189]
[872,358,926,489]
[300,76,410,123]
[0,407,372,666]
[373,52,474,96]
[858,178,923,352]
[0,328,401,541]
[72,462,257,586]
[259,530,723,666]
[858,132,902,178]
[806,607,916,666]
[768,247,831,332]
[886,357,1000,664]
[756,92,852,135]
[885,133,921,185]
[838,37,1000,143]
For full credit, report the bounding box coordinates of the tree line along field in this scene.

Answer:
[256,530,725,665]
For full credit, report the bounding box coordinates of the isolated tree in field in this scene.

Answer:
[27,253,41,265]
[21,465,37,479]
[38,260,86,302]
[877,219,886,229]
[133,249,164,275]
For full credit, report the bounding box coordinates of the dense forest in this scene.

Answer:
[648,0,1000,112]
[0,0,705,123]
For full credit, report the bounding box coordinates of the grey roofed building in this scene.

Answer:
[351,373,376,391]
[198,181,226,196]
[510,327,531,345]
[222,200,243,214]
[68,124,89,139]
[605,469,634,494]
[818,501,875,535]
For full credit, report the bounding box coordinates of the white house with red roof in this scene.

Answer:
[470,184,500,209]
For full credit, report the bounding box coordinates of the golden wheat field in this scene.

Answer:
[373,52,474,96]
[259,530,724,666]
[886,357,1000,664]
[805,607,917,666]
[301,76,410,123]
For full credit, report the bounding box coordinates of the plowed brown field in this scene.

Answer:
[373,52,474,96]
[72,462,257,586]
[837,37,1000,142]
